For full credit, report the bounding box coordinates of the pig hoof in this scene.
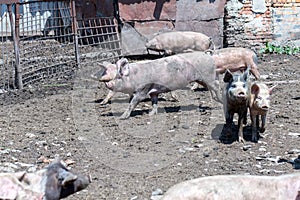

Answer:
[149,110,157,116]
[120,112,130,119]
[252,136,258,142]
[238,137,245,143]
[260,127,266,133]
[100,101,108,105]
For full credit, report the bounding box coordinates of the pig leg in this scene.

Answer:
[149,93,159,116]
[120,95,143,119]
[120,89,149,119]
[170,91,179,102]
[250,114,259,142]
[191,82,200,90]
[260,114,267,133]
[224,111,234,138]
[237,110,247,143]
[200,80,222,104]
[100,90,115,105]
[243,108,247,125]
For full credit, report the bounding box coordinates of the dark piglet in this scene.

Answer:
[0,159,91,200]
[223,68,250,143]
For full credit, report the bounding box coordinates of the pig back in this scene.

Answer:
[147,31,211,54]
[114,52,216,92]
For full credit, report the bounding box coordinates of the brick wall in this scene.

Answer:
[225,0,300,49]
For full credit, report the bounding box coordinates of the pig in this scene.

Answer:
[145,31,212,55]
[212,47,260,80]
[223,68,250,143]
[0,159,91,200]
[249,83,276,142]
[100,52,223,119]
[91,61,178,104]
[161,173,300,200]
[191,47,259,90]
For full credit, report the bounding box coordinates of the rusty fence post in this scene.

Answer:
[8,3,23,89]
[70,0,79,67]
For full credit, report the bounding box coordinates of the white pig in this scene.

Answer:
[249,83,276,142]
[145,31,212,55]
[100,52,223,119]
[161,173,300,200]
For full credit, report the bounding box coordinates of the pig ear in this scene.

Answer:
[251,83,260,95]
[15,171,26,180]
[223,69,233,83]
[58,168,78,186]
[116,58,128,70]
[269,84,277,95]
[116,58,129,76]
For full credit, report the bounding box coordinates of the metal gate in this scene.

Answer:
[0,0,121,92]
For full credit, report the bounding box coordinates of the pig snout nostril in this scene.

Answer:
[238,92,245,96]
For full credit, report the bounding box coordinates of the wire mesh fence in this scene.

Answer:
[0,0,122,92]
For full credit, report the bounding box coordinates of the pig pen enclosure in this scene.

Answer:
[1,2,300,200]
[0,54,300,200]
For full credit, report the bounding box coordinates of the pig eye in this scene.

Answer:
[257,96,262,100]
[243,83,246,87]
[231,84,236,88]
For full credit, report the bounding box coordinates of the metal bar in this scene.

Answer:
[8,4,23,89]
[1,0,19,4]
[70,0,79,66]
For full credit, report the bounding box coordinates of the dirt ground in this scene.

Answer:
[0,53,299,200]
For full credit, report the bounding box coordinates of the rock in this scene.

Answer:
[152,188,164,196]
[287,149,300,154]
[243,145,252,151]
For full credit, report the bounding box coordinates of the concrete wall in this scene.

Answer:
[225,0,300,49]
[118,0,226,55]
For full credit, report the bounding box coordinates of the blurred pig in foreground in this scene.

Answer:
[161,173,300,200]
[145,31,212,55]
[223,68,250,143]
[0,160,90,200]
[97,52,222,119]
[249,83,276,142]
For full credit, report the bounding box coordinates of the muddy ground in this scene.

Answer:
[0,53,299,200]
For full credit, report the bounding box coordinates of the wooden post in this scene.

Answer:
[8,3,23,89]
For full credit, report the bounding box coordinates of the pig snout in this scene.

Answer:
[237,91,246,98]
[91,68,106,81]
[105,80,115,90]
[228,84,248,102]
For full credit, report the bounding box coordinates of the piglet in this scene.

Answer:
[249,83,276,142]
[223,68,250,143]
[0,159,91,200]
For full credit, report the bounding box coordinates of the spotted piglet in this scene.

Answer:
[249,83,276,142]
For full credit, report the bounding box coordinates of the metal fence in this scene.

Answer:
[0,0,122,92]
